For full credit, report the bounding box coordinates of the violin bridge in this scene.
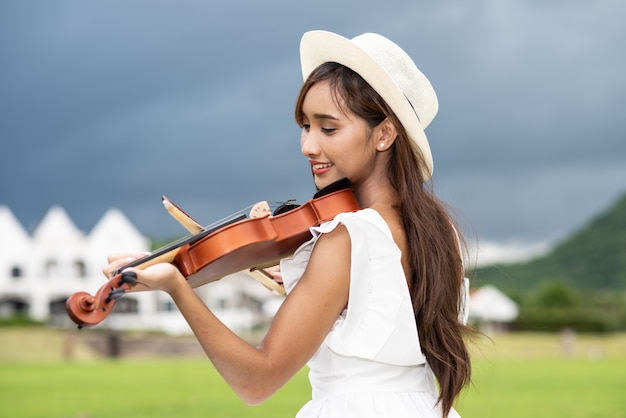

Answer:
[249,201,271,219]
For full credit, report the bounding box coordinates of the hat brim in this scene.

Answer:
[300,30,434,179]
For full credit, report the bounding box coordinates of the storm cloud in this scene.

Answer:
[1,0,625,261]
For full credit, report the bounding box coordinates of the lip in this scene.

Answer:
[309,160,334,176]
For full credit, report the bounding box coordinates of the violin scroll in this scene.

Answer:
[66,272,138,328]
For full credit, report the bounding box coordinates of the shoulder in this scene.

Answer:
[313,208,389,238]
[309,222,350,266]
[314,208,400,263]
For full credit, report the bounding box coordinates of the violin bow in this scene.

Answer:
[162,196,286,295]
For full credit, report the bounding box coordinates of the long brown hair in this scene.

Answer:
[295,63,472,416]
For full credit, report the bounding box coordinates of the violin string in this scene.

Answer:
[200,204,257,230]
[143,204,265,256]
[198,201,294,230]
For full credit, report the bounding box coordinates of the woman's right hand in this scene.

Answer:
[263,264,283,287]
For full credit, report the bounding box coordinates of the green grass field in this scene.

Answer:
[1,329,625,417]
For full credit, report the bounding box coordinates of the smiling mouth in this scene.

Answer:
[312,162,333,170]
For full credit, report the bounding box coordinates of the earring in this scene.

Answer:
[379,142,385,149]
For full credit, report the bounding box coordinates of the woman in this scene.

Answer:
[106,30,472,417]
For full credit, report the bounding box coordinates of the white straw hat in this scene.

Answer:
[300,30,438,180]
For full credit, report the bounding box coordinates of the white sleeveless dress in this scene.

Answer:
[280,209,468,418]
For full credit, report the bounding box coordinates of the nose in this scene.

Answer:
[300,129,320,158]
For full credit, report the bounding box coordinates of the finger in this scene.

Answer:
[125,263,182,294]
[269,270,283,283]
[263,265,283,282]
[264,264,281,274]
[103,252,151,277]
[102,256,140,278]
[118,268,152,293]
[106,252,150,264]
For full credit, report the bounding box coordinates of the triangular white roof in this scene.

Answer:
[32,206,85,246]
[89,208,149,253]
[0,205,31,254]
[469,285,519,322]
[0,205,30,242]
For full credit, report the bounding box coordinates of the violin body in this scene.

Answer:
[66,179,360,328]
[179,187,357,287]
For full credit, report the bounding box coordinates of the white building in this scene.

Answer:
[0,205,283,335]
[468,285,519,333]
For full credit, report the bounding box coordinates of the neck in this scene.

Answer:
[353,176,399,211]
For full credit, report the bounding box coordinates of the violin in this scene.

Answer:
[65,178,360,329]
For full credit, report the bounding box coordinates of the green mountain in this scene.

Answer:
[470,191,626,292]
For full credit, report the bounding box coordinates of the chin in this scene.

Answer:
[313,175,351,192]
[313,177,336,191]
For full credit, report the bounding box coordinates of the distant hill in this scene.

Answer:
[470,191,626,292]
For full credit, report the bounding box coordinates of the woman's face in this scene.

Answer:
[299,81,383,191]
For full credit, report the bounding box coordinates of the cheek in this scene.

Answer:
[337,148,370,175]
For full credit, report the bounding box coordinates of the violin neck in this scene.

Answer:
[113,213,247,275]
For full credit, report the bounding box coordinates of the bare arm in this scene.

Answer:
[113,225,351,404]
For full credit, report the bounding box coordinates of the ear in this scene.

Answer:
[375,118,398,152]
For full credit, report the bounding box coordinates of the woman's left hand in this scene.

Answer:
[122,263,187,295]
[103,253,187,296]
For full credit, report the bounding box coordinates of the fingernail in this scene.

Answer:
[120,271,138,285]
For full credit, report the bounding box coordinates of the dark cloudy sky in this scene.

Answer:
[1,1,625,261]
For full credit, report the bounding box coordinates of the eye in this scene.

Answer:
[321,127,336,134]
[301,123,311,132]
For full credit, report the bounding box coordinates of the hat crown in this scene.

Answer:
[350,33,438,129]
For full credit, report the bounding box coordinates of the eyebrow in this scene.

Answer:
[312,113,340,121]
